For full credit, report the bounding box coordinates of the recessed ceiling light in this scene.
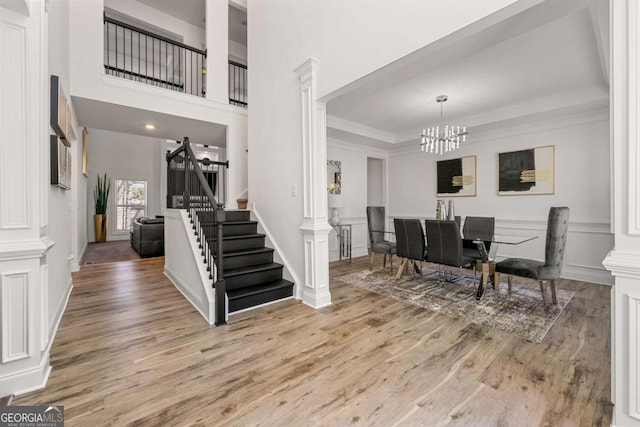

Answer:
[145,124,155,130]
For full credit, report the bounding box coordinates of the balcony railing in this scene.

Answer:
[104,14,248,106]
[229,60,247,107]
[104,14,206,97]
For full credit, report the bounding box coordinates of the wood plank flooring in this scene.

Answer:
[13,256,612,426]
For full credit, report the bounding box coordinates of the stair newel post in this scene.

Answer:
[214,203,227,325]
[166,156,172,208]
[183,137,190,211]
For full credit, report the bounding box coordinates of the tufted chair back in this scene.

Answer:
[544,206,570,268]
[367,206,386,245]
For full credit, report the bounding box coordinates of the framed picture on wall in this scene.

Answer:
[498,145,555,195]
[50,135,71,190]
[436,155,477,197]
[50,75,69,145]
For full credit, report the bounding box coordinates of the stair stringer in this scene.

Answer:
[250,203,302,300]
[163,209,222,325]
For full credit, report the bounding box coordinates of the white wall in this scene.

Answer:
[86,129,163,242]
[163,209,216,324]
[248,0,529,298]
[47,0,84,341]
[327,140,388,262]
[388,111,612,284]
[229,40,247,64]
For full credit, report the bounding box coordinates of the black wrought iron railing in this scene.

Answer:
[104,14,207,97]
[167,137,229,325]
[229,60,247,107]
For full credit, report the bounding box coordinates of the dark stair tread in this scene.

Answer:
[223,247,274,258]
[224,262,283,277]
[207,233,264,241]
[202,220,257,226]
[226,279,294,300]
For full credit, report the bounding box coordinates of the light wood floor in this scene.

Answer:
[14,256,612,426]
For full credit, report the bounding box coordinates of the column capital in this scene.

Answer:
[294,57,320,83]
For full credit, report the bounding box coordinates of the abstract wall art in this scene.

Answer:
[498,145,555,195]
[436,155,476,197]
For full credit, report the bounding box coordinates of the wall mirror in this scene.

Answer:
[328,160,341,194]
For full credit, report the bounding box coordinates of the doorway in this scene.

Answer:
[367,157,384,206]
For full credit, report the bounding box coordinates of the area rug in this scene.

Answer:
[334,267,574,343]
[80,240,141,266]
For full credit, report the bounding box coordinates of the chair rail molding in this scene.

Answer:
[295,57,332,309]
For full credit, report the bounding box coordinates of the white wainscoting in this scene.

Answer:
[40,265,48,352]
[0,16,29,232]
[628,292,640,421]
[1,271,30,363]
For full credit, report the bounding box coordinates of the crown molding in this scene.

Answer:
[327,137,390,158]
[326,115,396,144]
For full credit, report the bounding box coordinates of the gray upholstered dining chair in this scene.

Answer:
[394,218,427,279]
[425,220,475,282]
[494,206,570,309]
[462,216,495,261]
[366,206,396,272]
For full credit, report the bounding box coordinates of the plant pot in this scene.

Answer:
[94,214,108,243]
[237,198,248,210]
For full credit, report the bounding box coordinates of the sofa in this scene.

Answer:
[130,216,164,257]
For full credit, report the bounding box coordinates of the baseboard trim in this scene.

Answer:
[47,280,73,354]
[0,354,51,397]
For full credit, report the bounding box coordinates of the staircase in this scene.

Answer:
[198,209,294,313]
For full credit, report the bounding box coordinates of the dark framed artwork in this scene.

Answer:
[50,135,71,190]
[50,75,70,145]
[498,145,555,195]
[436,155,476,197]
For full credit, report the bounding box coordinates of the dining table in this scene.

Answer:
[461,233,538,300]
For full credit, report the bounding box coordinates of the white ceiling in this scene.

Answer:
[72,97,227,147]
[326,0,610,146]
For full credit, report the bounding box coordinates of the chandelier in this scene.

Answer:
[420,95,468,154]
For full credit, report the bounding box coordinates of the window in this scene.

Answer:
[115,179,146,232]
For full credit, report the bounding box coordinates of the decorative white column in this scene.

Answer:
[603,1,640,425]
[0,2,55,396]
[205,0,229,104]
[294,58,332,309]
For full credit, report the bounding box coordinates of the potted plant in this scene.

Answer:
[94,173,111,242]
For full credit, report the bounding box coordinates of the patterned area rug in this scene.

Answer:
[334,266,575,343]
